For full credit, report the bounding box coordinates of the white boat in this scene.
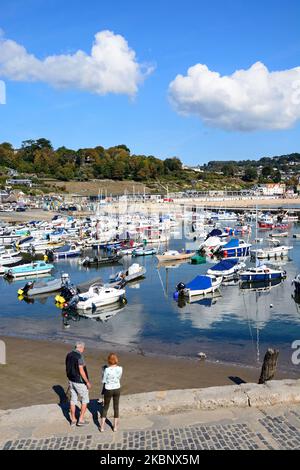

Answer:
[240,264,286,282]
[0,249,22,266]
[174,275,222,299]
[76,284,126,310]
[199,236,224,253]
[269,232,288,238]
[251,245,293,259]
[18,273,70,297]
[109,263,146,284]
[156,250,195,263]
[207,259,246,279]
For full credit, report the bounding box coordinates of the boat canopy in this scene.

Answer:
[210,259,238,271]
[222,238,240,249]
[186,275,212,290]
[55,244,71,252]
[207,228,222,238]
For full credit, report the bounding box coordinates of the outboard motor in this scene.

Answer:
[60,284,78,302]
[18,281,34,296]
[173,282,186,300]
[61,272,70,286]
[176,282,186,292]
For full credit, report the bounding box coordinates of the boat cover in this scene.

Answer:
[210,259,238,271]
[222,238,240,249]
[186,275,212,290]
[55,244,71,252]
[208,228,223,238]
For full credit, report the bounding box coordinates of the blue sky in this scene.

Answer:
[0,0,300,164]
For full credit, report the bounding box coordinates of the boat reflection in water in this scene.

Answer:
[177,292,221,309]
[76,299,127,322]
[239,278,283,291]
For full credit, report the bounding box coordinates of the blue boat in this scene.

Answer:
[239,264,286,282]
[207,259,245,279]
[53,244,82,259]
[219,238,251,258]
[174,274,222,299]
[3,261,54,279]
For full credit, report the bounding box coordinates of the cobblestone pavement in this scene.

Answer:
[2,405,300,450]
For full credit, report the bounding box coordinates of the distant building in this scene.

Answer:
[0,190,8,202]
[182,165,204,173]
[257,183,286,196]
[6,178,32,188]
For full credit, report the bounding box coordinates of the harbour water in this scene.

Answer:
[1,221,300,375]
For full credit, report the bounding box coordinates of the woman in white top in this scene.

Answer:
[100,353,123,432]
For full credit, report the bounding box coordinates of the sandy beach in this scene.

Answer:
[0,336,291,410]
[1,196,300,224]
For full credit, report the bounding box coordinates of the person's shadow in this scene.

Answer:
[53,385,71,423]
[53,385,111,429]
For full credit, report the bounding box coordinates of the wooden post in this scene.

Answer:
[258,348,279,384]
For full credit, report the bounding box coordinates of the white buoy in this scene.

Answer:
[270,304,273,308]
[197,352,207,360]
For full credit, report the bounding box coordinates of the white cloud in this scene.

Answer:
[169,61,300,131]
[0,30,151,96]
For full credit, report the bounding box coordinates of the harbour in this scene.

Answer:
[0,201,300,376]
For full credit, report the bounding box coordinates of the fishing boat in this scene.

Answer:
[81,254,122,267]
[74,284,126,310]
[109,263,146,284]
[156,250,195,263]
[3,261,54,279]
[53,244,82,259]
[218,239,251,258]
[132,248,157,257]
[174,275,222,299]
[18,273,70,297]
[207,259,246,280]
[239,264,286,282]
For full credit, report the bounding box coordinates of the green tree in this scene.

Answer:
[243,167,258,182]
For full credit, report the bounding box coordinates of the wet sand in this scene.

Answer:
[0,336,290,410]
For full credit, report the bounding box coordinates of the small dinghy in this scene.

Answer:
[81,254,122,267]
[18,273,70,297]
[174,275,222,300]
[132,248,157,257]
[269,232,288,238]
[207,259,246,280]
[156,250,195,263]
[109,263,146,285]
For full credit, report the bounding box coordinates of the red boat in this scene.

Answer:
[258,222,275,230]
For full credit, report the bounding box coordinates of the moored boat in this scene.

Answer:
[109,263,146,285]
[207,259,246,279]
[3,261,54,279]
[132,248,157,257]
[239,264,286,282]
[75,284,126,310]
[174,275,222,299]
[18,273,70,297]
[156,250,195,263]
[218,239,251,258]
